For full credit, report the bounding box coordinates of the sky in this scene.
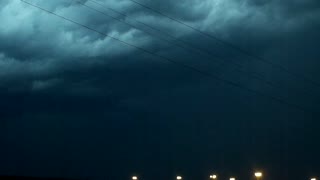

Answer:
[1,0,320,179]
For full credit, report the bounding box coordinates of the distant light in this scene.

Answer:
[210,174,217,179]
[132,176,138,180]
[230,177,236,180]
[255,172,263,178]
[177,176,182,180]
[311,178,317,180]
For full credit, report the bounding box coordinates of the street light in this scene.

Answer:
[311,178,317,180]
[132,176,138,180]
[255,172,263,179]
[210,174,217,179]
[177,176,182,180]
[230,177,236,180]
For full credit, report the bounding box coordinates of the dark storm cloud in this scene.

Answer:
[1,0,320,179]
[1,0,319,78]
[0,0,318,96]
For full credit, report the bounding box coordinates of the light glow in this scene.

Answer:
[210,174,217,179]
[255,172,263,178]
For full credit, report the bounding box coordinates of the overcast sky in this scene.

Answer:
[1,0,320,179]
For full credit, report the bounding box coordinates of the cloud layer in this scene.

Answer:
[1,0,319,85]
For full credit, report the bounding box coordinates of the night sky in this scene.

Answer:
[1,0,320,180]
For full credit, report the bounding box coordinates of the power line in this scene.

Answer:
[87,0,236,66]
[20,1,211,77]
[127,0,320,88]
[77,0,238,71]
[79,2,218,61]
[79,0,318,101]
[20,0,316,114]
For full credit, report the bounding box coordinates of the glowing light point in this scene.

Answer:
[210,174,217,179]
[255,172,263,178]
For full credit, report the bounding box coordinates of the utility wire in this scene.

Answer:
[79,1,226,64]
[79,0,318,101]
[127,0,320,87]
[20,0,316,114]
[87,0,236,67]
[77,0,242,76]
